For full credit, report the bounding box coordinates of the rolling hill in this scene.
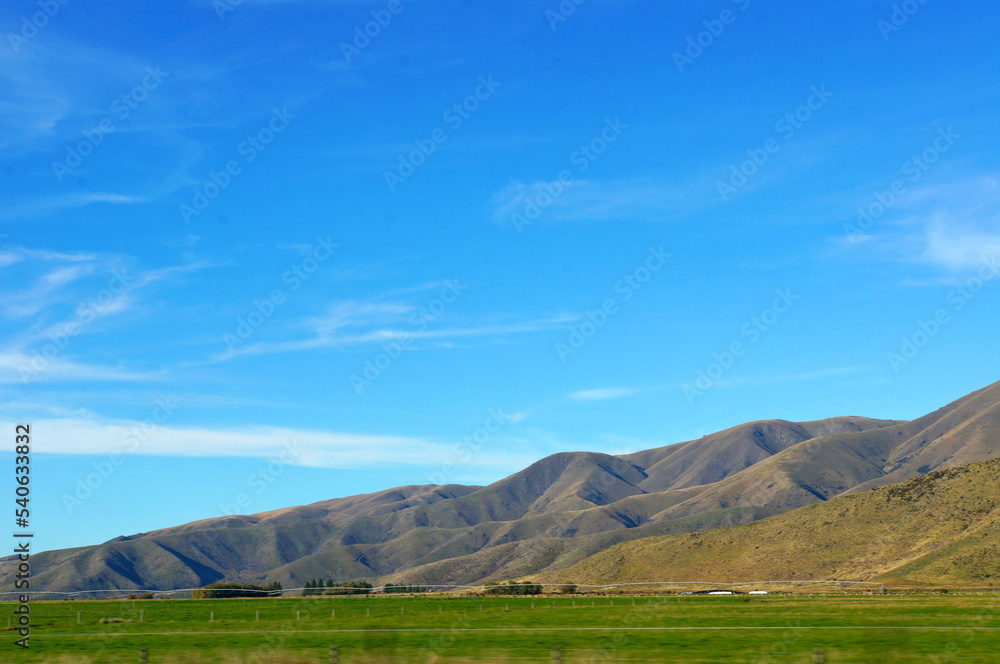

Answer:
[534,456,1000,587]
[5,379,1000,593]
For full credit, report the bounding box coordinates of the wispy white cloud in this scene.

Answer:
[323,135,549,167]
[895,176,1000,272]
[0,263,94,318]
[206,278,576,362]
[0,29,335,219]
[0,245,220,383]
[12,247,97,262]
[0,36,154,152]
[489,176,717,226]
[1,244,217,328]
[0,352,164,384]
[215,316,575,362]
[9,418,538,473]
[0,192,142,220]
[834,375,892,388]
[568,387,640,401]
[839,175,1000,274]
[921,216,1000,272]
[708,366,874,390]
[304,300,417,336]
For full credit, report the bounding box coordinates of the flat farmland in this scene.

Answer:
[5,594,1000,663]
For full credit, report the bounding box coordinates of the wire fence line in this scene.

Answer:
[0,579,888,599]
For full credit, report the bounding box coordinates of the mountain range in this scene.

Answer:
[5,379,1000,593]
[539,456,1000,587]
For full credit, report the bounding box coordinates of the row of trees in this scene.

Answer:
[193,582,282,598]
[302,580,427,594]
[303,580,373,595]
[483,581,543,596]
[384,583,427,594]
[194,578,581,598]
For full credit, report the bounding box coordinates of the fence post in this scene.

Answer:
[77,611,82,624]
[297,610,301,620]
[551,646,562,664]
[332,608,336,618]
[140,648,148,664]
[210,611,214,622]
[366,607,371,617]
[401,606,404,615]
[330,645,340,664]
[256,610,260,621]
[439,605,442,614]
[140,609,145,622]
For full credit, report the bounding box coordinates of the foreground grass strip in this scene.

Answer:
[10,594,1000,663]
[31,625,1000,636]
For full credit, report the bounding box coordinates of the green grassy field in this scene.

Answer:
[5,593,1000,663]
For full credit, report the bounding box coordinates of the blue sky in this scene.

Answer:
[2,0,999,553]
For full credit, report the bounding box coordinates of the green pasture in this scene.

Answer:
[4,593,1000,663]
